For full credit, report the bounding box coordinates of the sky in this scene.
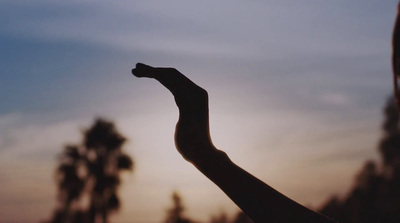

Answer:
[0,0,398,222]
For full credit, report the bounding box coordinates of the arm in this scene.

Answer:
[132,63,336,223]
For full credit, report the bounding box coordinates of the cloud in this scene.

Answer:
[0,113,81,222]
[0,113,84,159]
[1,0,393,60]
[0,1,397,220]
[319,93,352,107]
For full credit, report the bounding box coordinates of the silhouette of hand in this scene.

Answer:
[132,63,215,163]
[132,63,337,223]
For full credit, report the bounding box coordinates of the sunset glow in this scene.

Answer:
[1,1,398,222]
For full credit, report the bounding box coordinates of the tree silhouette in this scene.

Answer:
[45,118,133,223]
[209,211,253,223]
[319,97,400,223]
[164,191,196,223]
[231,212,254,223]
[379,97,400,179]
[210,211,229,223]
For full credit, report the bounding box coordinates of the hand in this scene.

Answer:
[132,63,337,223]
[132,63,216,163]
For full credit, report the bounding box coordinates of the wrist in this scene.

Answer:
[190,147,231,173]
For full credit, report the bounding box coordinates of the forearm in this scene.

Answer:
[132,63,337,223]
[191,147,336,223]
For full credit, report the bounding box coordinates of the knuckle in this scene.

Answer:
[197,87,208,98]
[166,67,178,73]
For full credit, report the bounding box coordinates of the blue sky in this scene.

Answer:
[1,1,399,222]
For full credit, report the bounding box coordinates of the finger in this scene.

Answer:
[131,63,156,78]
[132,63,208,116]
[132,63,202,96]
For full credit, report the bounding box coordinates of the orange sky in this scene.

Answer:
[0,103,382,222]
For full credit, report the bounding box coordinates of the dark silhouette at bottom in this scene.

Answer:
[319,98,400,223]
[43,118,133,223]
[132,63,336,223]
[164,191,195,223]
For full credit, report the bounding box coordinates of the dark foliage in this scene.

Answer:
[210,211,253,223]
[231,212,253,223]
[210,212,229,223]
[44,118,134,223]
[319,98,400,223]
[164,191,197,223]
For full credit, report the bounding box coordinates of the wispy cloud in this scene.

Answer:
[1,0,398,222]
[319,92,352,107]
